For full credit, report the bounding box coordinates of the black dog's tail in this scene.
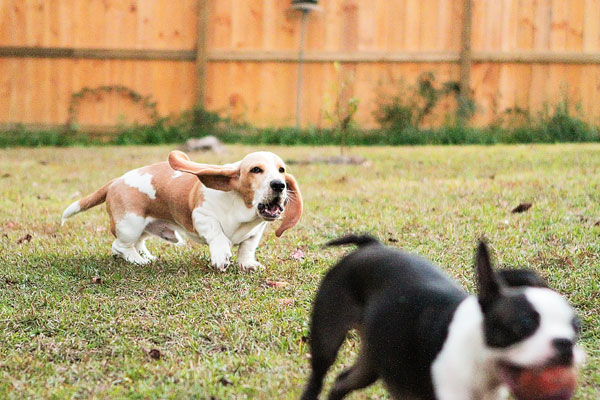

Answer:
[326,234,380,248]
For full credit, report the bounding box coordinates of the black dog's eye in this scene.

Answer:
[250,167,263,174]
[279,167,285,173]
[513,316,537,337]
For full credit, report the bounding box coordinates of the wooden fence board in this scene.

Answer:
[1,0,600,129]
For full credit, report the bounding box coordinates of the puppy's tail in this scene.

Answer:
[61,180,115,226]
[326,234,380,248]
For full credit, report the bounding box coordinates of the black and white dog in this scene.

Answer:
[301,235,584,400]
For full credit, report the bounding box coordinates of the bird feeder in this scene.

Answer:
[291,0,320,12]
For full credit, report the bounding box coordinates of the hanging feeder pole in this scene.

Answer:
[296,8,309,129]
[292,0,320,129]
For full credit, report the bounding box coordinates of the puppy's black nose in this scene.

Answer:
[552,338,574,364]
[270,180,286,192]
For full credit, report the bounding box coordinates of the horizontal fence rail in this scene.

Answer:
[0,47,196,61]
[3,47,600,65]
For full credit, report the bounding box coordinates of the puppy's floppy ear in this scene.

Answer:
[275,173,303,237]
[168,150,239,191]
[475,240,505,311]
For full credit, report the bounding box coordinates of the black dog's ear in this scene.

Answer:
[475,240,504,311]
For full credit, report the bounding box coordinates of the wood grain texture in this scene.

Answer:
[1,0,599,128]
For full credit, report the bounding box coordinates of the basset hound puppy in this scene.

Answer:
[62,151,302,271]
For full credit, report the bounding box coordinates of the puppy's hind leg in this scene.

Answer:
[327,348,377,400]
[301,283,360,400]
[111,213,149,265]
[135,234,157,262]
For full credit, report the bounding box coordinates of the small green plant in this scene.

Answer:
[114,106,234,145]
[323,62,360,156]
[374,72,461,133]
[494,96,599,143]
[67,85,160,131]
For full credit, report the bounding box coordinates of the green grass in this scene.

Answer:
[0,144,599,399]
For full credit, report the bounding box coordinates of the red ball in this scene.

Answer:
[511,366,577,400]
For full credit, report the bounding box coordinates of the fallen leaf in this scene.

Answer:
[290,249,304,260]
[511,203,532,213]
[278,298,294,306]
[6,221,16,229]
[266,280,289,288]
[4,277,18,285]
[219,377,233,386]
[39,160,48,165]
[148,348,161,360]
[17,234,32,244]
[92,276,102,284]
[1,173,10,178]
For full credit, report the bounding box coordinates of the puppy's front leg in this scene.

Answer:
[194,217,232,271]
[238,225,266,272]
[208,234,233,271]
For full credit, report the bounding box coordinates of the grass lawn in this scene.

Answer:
[0,144,599,399]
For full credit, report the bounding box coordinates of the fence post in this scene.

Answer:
[459,0,473,118]
[195,0,209,107]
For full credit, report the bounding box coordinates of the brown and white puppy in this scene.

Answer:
[61,151,302,271]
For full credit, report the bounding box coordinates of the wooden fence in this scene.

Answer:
[1,0,600,130]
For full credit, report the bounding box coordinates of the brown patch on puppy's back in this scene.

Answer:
[105,162,203,234]
[147,163,201,232]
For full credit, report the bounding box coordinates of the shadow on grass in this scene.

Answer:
[4,251,237,290]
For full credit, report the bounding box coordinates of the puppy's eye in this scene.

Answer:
[279,167,285,173]
[250,167,263,174]
[512,314,539,339]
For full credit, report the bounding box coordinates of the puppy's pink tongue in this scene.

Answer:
[268,203,282,213]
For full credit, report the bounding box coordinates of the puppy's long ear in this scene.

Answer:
[168,150,239,191]
[475,240,504,311]
[275,173,303,237]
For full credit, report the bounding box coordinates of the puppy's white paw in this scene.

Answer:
[239,259,263,272]
[212,254,231,271]
[130,255,151,265]
[210,241,232,272]
[112,241,150,265]
[143,253,158,262]
[137,248,157,262]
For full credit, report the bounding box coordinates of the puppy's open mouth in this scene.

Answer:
[497,360,577,400]
[258,199,284,220]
